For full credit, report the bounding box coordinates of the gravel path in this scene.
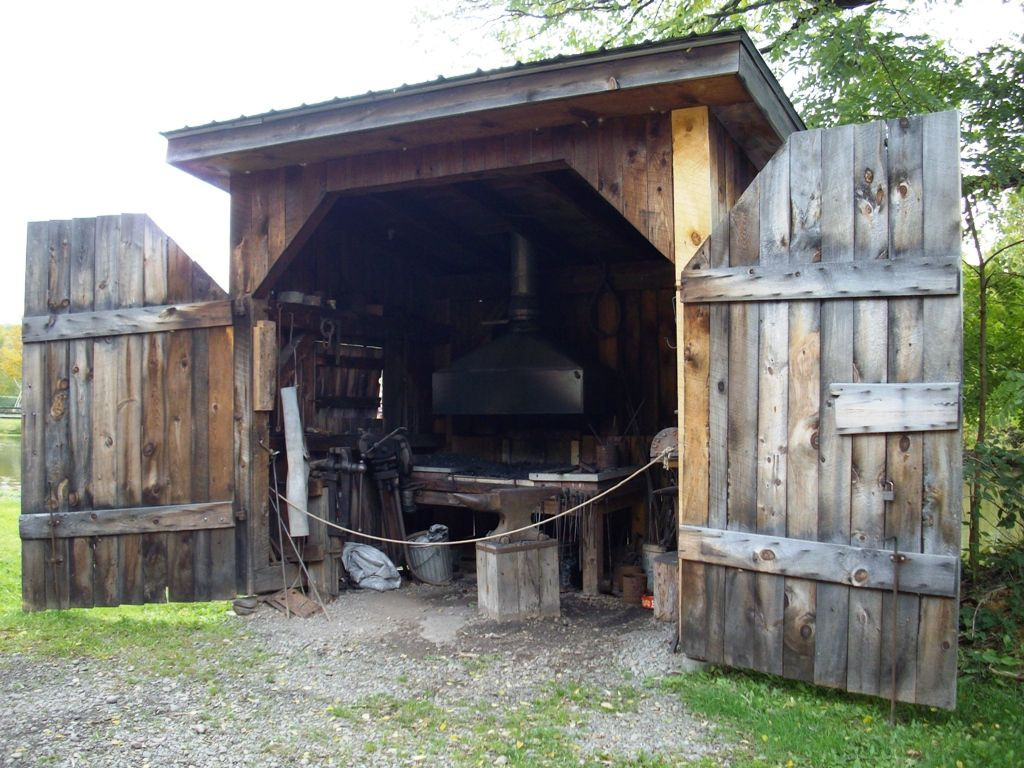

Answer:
[1,579,726,767]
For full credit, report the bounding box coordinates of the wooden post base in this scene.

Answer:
[653,551,678,622]
[476,539,559,621]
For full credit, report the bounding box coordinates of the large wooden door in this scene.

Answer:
[677,111,962,708]
[20,214,236,610]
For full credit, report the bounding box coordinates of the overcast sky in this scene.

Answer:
[2,0,1018,325]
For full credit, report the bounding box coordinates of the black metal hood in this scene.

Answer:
[432,234,592,415]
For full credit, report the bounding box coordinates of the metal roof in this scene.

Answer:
[164,28,803,189]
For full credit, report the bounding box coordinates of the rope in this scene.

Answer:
[274,450,672,548]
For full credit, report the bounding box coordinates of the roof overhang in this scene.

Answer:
[164,29,804,190]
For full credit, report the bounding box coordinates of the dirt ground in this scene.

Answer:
[1,576,726,767]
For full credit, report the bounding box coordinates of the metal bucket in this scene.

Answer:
[407,529,453,585]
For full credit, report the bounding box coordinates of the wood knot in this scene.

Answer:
[875,185,885,206]
[899,435,911,452]
[853,568,869,584]
[758,548,776,562]
[864,168,874,184]
[49,390,68,420]
[690,231,702,246]
[897,181,909,198]
[800,624,813,639]
[142,442,157,457]
[717,380,725,393]
[104,435,114,448]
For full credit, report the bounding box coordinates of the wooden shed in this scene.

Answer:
[20,30,963,709]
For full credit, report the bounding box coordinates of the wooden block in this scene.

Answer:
[830,382,958,434]
[653,552,678,622]
[679,258,959,303]
[23,300,234,342]
[678,526,958,598]
[476,539,559,621]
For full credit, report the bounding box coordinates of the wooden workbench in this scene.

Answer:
[411,465,647,594]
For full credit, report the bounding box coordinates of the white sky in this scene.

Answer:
[1,0,1018,324]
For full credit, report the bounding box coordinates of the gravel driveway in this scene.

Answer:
[1,579,726,767]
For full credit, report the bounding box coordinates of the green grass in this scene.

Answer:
[323,682,689,767]
[0,498,244,676]
[663,667,1024,768]
[0,418,21,437]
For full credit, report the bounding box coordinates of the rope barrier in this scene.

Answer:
[273,449,672,548]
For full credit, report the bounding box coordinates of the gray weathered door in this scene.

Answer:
[20,214,237,610]
[676,111,962,708]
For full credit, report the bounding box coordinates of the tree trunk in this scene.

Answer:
[965,198,987,574]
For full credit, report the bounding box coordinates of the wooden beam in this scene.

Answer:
[680,258,959,303]
[679,526,959,598]
[252,320,277,412]
[23,300,233,342]
[830,382,959,434]
[672,107,714,266]
[20,501,234,539]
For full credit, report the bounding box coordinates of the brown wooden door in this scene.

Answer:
[20,214,237,610]
[677,111,962,708]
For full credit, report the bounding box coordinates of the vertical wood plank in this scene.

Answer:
[845,121,891,696]
[784,129,822,682]
[191,325,212,600]
[705,210,730,665]
[704,116,734,663]
[21,222,48,609]
[44,220,72,609]
[917,111,962,709]
[67,218,96,606]
[752,148,790,676]
[142,222,170,602]
[117,214,145,604]
[815,124,856,688]
[622,116,649,238]
[646,114,674,260]
[723,178,760,669]
[210,323,237,598]
[91,216,121,605]
[882,116,925,703]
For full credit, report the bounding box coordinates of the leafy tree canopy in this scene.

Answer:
[457,0,1023,197]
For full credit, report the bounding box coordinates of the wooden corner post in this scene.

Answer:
[671,107,715,655]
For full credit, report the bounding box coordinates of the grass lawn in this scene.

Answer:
[0,498,241,676]
[0,419,21,437]
[663,661,1023,767]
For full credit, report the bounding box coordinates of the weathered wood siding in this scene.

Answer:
[677,111,962,709]
[21,214,236,610]
[230,114,677,298]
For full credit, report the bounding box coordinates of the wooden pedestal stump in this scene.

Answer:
[653,551,678,622]
[476,539,560,621]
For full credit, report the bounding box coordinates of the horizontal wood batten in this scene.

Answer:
[679,257,959,303]
[678,526,959,597]
[830,382,960,434]
[20,501,234,539]
[23,300,233,342]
